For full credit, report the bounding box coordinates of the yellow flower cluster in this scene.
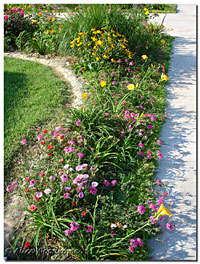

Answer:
[70,27,134,63]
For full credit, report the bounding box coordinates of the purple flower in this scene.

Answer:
[63,193,70,199]
[77,152,84,158]
[148,125,153,129]
[104,180,110,186]
[65,187,72,191]
[61,174,68,182]
[111,180,117,187]
[49,175,55,181]
[89,186,97,195]
[86,225,94,232]
[70,222,79,231]
[21,139,27,144]
[166,223,173,231]
[138,205,145,215]
[79,192,84,198]
[130,239,138,248]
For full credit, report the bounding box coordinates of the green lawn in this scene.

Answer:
[4,56,72,177]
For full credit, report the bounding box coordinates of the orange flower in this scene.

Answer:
[38,12,42,16]
[50,29,54,34]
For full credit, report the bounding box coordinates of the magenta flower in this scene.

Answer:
[112,81,117,85]
[138,142,144,147]
[76,120,82,126]
[21,139,27,144]
[104,180,110,186]
[29,179,37,187]
[77,152,84,158]
[86,225,94,232]
[157,139,162,145]
[63,193,70,199]
[111,72,115,76]
[166,223,173,231]
[148,125,153,129]
[89,186,97,195]
[111,180,117,187]
[138,205,145,215]
[156,179,162,185]
[159,154,163,159]
[139,151,144,156]
[65,229,72,237]
[37,134,43,140]
[70,222,79,231]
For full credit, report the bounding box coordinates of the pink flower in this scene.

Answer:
[136,238,143,247]
[111,72,115,75]
[159,154,163,159]
[156,179,162,185]
[30,204,36,211]
[40,172,44,176]
[139,151,144,156]
[122,100,127,105]
[138,142,144,147]
[112,81,117,85]
[104,180,110,186]
[76,165,83,171]
[157,139,162,145]
[63,193,70,199]
[61,174,68,182]
[76,120,82,126]
[111,180,117,187]
[79,192,84,198]
[89,186,97,195]
[138,205,145,215]
[166,223,173,231]
[86,225,94,232]
[65,229,72,237]
[129,61,134,66]
[21,139,27,144]
[70,222,79,231]
[65,104,70,107]
[77,152,84,158]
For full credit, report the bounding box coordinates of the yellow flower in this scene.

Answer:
[111,58,116,63]
[142,55,148,60]
[94,45,98,50]
[79,32,84,35]
[81,107,85,112]
[70,40,75,44]
[52,18,55,22]
[77,42,83,46]
[97,40,103,46]
[82,93,87,99]
[101,26,107,30]
[57,136,63,143]
[96,56,101,61]
[154,26,158,30]
[70,44,74,48]
[155,204,172,219]
[88,43,91,46]
[32,38,36,40]
[145,11,149,15]
[91,28,96,31]
[146,46,149,49]
[144,8,148,11]
[161,39,166,44]
[92,51,96,56]
[136,26,139,30]
[103,54,109,59]
[127,83,138,90]
[46,31,49,34]
[100,81,107,87]
[161,73,169,81]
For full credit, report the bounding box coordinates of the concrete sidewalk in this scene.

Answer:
[149,5,196,260]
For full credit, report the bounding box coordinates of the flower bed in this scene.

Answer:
[4,4,174,261]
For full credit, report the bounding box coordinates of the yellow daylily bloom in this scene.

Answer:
[127,83,138,90]
[100,81,107,87]
[145,11,149,15]
[155,204,172,219]
[82,93,87,99]
[142,55,148,60]
[161,73,169,81]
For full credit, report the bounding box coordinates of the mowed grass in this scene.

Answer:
[4,56,72,177]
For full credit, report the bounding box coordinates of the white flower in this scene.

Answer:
[36,191,42,198]
[110,223,117,229]
[64,164,70,170]
[91,182,98,187]
[44,188,51,195]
